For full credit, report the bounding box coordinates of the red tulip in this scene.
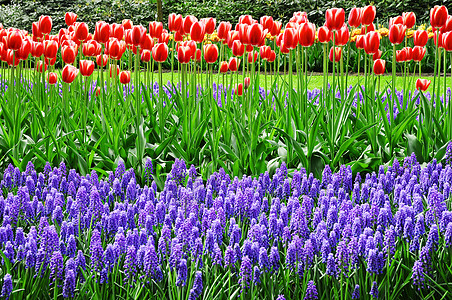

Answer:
[412,46,426,61]
[204,44,218,63]
[141,49,151,62]
[268,50,276,62]
[31,41,43,57]
[217,22,232,41]
[260,16,274,32]
[80,60,94,77]
[430,6,448,30]
[238,24,250,45]
[247,50,258,63]
[228,57,240,72]
[271,21,282,36]
[7,30,23,51]
[6,49,19,66]
[131,25,146,47]
[360,23,375,35]
[402,12,416,29]
[17,38,31,60]
[355,35,364,49]
[202,18,216,35]
[45,56,56,66]
[174,30,184,42]
[158,32,169,44]
[232,40,245,57]
[62,64,79,83]
[236,83,243,96]
[348,7,362,28]
[260,45,271,60]
[36,60,47,73]
[95,86,101,96]
[283,28,298,50]
[325,8,345,31]
[195,49,201,62]
[405,47,413,61]
[32,22,42,41]
[364,31,380,55]
[152,42,168,62]
[389,24,406,45]
[149,21,163,39]
[413,30,428,47]
[219,61,228,73]
[239,15,254,25]
[372,49,382,60]
[334,24,349,46]
[168,13,183,32]
[361,6,376,26]
[443,32,452,51]
[119,71,131,84]
[389,16,404,28]
[65,12,77,27]
[318,26,331,43]
[373,59,386,75]
[434,32,444,48]
[48,72,57,84]
[122,19,133,30]
[396,48,407,62]
[440,15,452,34]
[43,40,58,59]
[96,54,108,67]
[181,40,197,58]
[329,46,341,62]
[298,22,316,47]
[177,45,192,64]
[108,39,122,59]
[74,22,89,42]
[183,15,198,35]
[94,21,110,44]
[416,78,431,91]
[190,22,205,43]
[111,23,124,40]
[62,45,77,64]
[38,15,52,35]
[247,23,264,46]
[227,30,239,48]
[244,77,251,89]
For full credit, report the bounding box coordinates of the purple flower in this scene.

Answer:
[276,295,286,300]
[124,245,137,285]
[62,269,76,298]
[351,284,360,299]
[369,281,378,298]
[90,230,103,273]
[50,250,64,284]
[176,259,187,287]
[239,256,252,295]
[253,266,261,285]
[304,280,318,300]
[412,260,425,290]
[1,274,13,300]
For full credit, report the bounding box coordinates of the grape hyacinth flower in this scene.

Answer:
[369,281,378,298]
[352,284,360,299]
[63,270,76,298]
[239,256,253,295]
[412,260,425,290]
[304,280,318,300]
[1,274,12,300]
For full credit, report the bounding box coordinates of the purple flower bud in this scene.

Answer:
[369,281,378,298]
[351,284,360,299]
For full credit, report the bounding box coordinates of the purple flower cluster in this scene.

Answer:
[0,153,451,298]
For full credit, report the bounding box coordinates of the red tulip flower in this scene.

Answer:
[231,40,245,57]
[168,13,183,32]
[219,61,228,73]
[228,57,240,72]
[247,23,264,46]
[402,12,416,29]
[244,77,251,89]
[65,12,77,27]
[334,24,350,46]
[95,21,110,44]
[364,31,380,55]
[413,30,428,47]
[17,38,31,60]
[247,51,258,63]
[348,7,362,28]
[271,21,282,36]
[239,15,254,25]
[412,46,426,61]
[434,31,444,48]
[443,32,452,51]
[372,49,382,60]
[6,49,19,66]
[298,22,316,47]
[111,23,124,40]
[80,60,94,77]
[267,50,276,62]
[7,30,23,51]
[75,22,89,42]
[183,15,198,35]
[45,56,57,66]
[48,72,57,84]
[131,25,146,47]
[360,23,375,35]
[440,15,452,34]
[283,28,298,50]
[62,45,77,64]
[396,48,408,62]
[43,40,58,59]
[325,8,345,31]
[260,16,274,32]
[236,83,243,96]
[36,60,47,73]
[149,21,163,39]
[177,45,192,64]
[158,32,169,44]
[32,22,42,41]
[96,54,108,67]
[190,22,205,43]
[260,45,271,60]
[204,44,219,63]
[217,22,232,41]
[329,46,341,62]
[152,42,168,62]
[119,71,131,84]
[373,59,386,75]
[122,19,133,30]
[416,78,431,91]
[355,35,365,49]
[95,86,101,97]
[141,49,151,62]
[361,6,376,26]
[318,26,331,43]
[389,24,406,45]
[430,6,448,30]
[195,49,201,62]
[31,41,43,57]
[62,64,79,83]
[108,39,123,60]
[202,18,216,35]
[38,15,52,35]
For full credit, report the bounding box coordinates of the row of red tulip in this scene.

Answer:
[0,5,450,89]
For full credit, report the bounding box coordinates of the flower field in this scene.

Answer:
[0,3,452,300]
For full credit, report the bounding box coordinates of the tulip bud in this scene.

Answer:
[325,8,345,31]
[80,59,94,77]
[373,59,386,75]
[244,77,251,89]
[62,64,79,83]
[48,72,57,84]
[95,86,101,96]
[152,42,168,62]
[361,6,376,26]
[228,57,240,72]
[65,12,77,27]
[219,61,228,73]
[119,70,131,84]
[329,47,341,62]
[236,83,243,96]
[38,15,52,35]
[416,78,431,91]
